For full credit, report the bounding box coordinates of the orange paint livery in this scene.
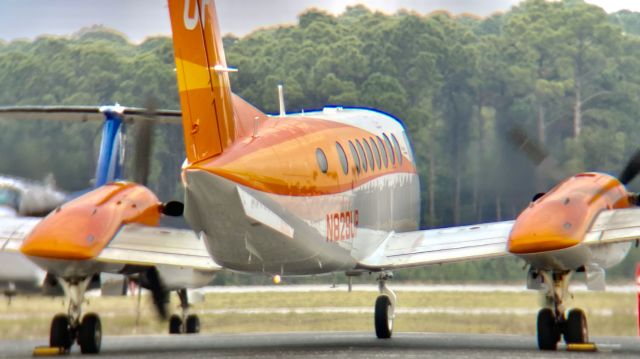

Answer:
[508,173,631,254]
[168,0,236,162]
[20,182,162,260]
[187,116,416,197]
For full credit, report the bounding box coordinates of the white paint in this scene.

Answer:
[237,187,294,238]
[183,0,199,30]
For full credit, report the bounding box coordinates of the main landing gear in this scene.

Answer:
[374,272,396,339]
[536,271,588,350]
[49,277,102,354]
[169,289,201,334]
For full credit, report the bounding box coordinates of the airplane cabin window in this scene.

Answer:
[383,133,395,166]
[336,142,349,175]
[355,139,368,172]
[348,140,361,174]
[376,136,389,168]
[391,134,402,165]
[370,137,382,169]
[316,148,328,174]
[363,138,375,171]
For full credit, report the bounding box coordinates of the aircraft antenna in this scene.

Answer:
[278,84,286,117]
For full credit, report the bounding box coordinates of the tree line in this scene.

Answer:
[1,0,640,282]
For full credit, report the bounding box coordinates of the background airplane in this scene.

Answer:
[0,175,64,298]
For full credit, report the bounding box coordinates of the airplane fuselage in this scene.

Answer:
[183,107,420,275]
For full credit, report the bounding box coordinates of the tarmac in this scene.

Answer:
[2,331,640,358]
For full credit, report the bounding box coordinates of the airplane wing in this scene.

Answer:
[583,207,640,246]
[97,224,221,271]
[357,221,515,270]
[0,217,220,271]
[0,217,40,253]
[0,106,182,124]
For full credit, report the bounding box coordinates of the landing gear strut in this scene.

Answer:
[536,271,588,350]
[169,289,200,334]
[374,272,396,339]
[49,277,102,354]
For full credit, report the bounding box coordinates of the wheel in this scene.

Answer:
[186,314,200,334]
[79,313,102,354]
[50,314,72,350]
[564,309,588,344]
[169,314,183,334]
[537,308,560,350]
[374,295,393,339]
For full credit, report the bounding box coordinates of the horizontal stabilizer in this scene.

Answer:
[0,106,182,124]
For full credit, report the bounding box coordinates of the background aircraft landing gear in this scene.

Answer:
[50,277,102,354]
[374,272,396,339]
[169,289,200,334]
[536,271,588,350]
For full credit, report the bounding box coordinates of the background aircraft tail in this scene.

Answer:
[168,0,236,163]
[94,107,125,187]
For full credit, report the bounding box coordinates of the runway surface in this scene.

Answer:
[2,332,640,358]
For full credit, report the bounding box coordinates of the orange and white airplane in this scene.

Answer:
[166,0,640,351]
[3,0,640,353]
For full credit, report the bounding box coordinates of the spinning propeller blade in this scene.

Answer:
[619,149,640,186]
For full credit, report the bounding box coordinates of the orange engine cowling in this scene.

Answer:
[508,172,630,255]
[21,182,162,260]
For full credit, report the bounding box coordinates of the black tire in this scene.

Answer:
[564,309,588,344]
[537,308,560,351]
[79,313,102,354]
[186,314,200,334]
[50,314,72,350]
[374,295,393,339]
[169,314,183,334]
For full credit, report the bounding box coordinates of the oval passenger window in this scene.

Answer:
[355,139,367,172]
[335,142,349,175]
[383,133,395,166]
[362,138,375,171]
[377,136,389,168]
[391,134,402,165]
[370,137,382,170]
[316,148,328,174]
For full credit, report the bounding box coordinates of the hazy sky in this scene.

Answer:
[0,0,639,43]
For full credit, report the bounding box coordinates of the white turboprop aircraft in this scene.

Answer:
[3,0,640,353]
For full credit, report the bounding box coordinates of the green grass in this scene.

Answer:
[0,289,636,340]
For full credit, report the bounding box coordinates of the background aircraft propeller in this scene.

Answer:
[508,125,640,205]
[618,149,640,186]
[138,267,170,320]
[506,125,566,187]
[132,96,157,187]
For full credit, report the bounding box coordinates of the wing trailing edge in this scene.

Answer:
[358,221,515,270]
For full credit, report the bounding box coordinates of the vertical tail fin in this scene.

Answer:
[168,0,235,163]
